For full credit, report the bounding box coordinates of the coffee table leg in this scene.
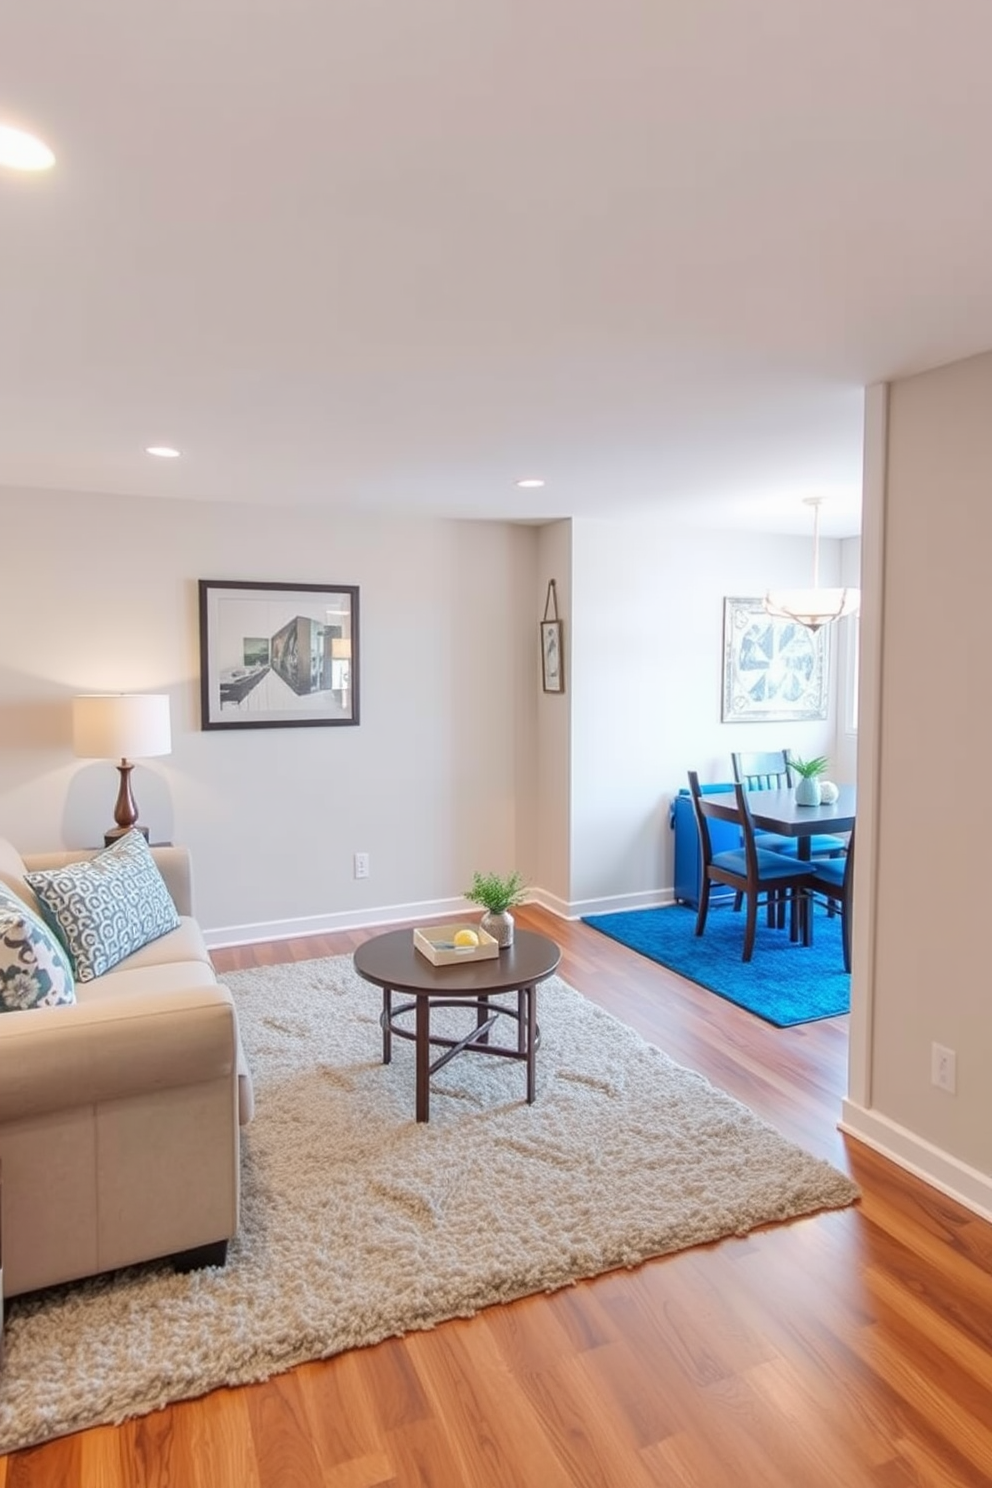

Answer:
[526,985,536,1104]
[517,988,526,1053]
[476,993,490,1045]
[416,994,430,1123]
[382,987,392,1064]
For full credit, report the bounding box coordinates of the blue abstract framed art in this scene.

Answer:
[721,596,828,722]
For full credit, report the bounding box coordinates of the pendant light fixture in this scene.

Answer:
[763,497,860,632]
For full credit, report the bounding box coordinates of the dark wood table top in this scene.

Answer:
[698,784,856,837]
[353,928,561,998]
[745,784,856,837]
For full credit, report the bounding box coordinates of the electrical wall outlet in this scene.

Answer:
[354,852,370,880]
[931,1042,956,1094]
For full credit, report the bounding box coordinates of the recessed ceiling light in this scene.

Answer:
[0,125,55,172]
[516,478,545,488]
[146,445,181,459]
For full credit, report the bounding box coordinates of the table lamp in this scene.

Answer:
[73,694,172,845]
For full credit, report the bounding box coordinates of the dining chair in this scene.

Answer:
[731,750,793,791]
[808,827,856,973]
[687,772,812,962]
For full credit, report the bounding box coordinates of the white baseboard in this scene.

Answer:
[840,1100,992,1224]
[530,887,674,920]
[204,895,472,950]
[524,887,573,919]
[204,886,672,949]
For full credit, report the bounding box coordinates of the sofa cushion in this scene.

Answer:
[99,915,214,975]
[0,884,76,1012]
[25,830,181,983]
[74,958,219,1003]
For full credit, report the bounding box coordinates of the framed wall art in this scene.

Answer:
[198,580,360,730]
[721,596,828,722]
[540,579,564,694]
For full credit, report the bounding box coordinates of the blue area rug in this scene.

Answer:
[582,902,849,1027]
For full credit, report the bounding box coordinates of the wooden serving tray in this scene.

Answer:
[412,923,499,966]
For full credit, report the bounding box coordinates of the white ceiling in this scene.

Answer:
[4,1,992,537]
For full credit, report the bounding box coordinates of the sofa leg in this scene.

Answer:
[172,1239,228,1273]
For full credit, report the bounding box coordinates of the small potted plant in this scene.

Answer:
[788,754,829,807]
[464,869,527,948]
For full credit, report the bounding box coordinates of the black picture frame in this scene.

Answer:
[541,619,564,693]
[198,580,360,730]
[540,578,565,694]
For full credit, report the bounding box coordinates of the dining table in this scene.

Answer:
[744,785,856,858]
[699,785,856,859]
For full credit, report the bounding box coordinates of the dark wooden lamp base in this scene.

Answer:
[104,825,151,846]
[103,759,151,847]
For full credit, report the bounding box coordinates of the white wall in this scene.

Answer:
[0,487,538,941]
[842,355,992,1216]
[566,514,844,911]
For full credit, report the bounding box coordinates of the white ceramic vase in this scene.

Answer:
[795,776,822,807]
[480,908,515,947]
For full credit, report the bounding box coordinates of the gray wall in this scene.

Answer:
[843,357,992,1216]
[0,487,538,939]
[0,485,849,929]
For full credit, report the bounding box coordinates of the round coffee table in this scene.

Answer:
[353,928,561,1122]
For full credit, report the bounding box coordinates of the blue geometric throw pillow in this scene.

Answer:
[0,883,76,1012]
[25,829,180,983]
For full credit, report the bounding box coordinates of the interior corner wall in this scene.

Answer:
[844,352,992,1206]
[831,536,862,786]
[565,514,841,914]
[533,520,572,907]
[0,487,539,939]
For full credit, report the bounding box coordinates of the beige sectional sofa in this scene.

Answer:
[0,837,253,1299]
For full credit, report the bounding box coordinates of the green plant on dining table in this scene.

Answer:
[463,870,528,914]
[788,754,829,780]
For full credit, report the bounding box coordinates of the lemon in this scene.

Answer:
[453,928,480,949]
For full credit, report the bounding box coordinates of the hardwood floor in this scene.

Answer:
[3,906,991,1486]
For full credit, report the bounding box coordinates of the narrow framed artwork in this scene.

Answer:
[198,580,360,730]
[721,596,828,722]
[540,579,564,694]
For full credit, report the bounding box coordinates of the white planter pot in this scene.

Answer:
[795,776,822,807]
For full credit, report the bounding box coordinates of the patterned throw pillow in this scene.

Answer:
[25,830,180,983]
[0,883,76,1012]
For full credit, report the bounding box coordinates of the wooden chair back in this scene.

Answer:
[687,770,738,874]
[731,750,793,791]
[732,781,763,879]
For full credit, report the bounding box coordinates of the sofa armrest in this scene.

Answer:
[148,846,194,917]
[0,983,236,1122]
[21,843,194,917]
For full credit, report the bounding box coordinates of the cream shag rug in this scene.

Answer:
[0,956,858,1455]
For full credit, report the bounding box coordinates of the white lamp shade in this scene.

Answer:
[763,496,861,632]
[763,587,861,631]
[73,694,172,760]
